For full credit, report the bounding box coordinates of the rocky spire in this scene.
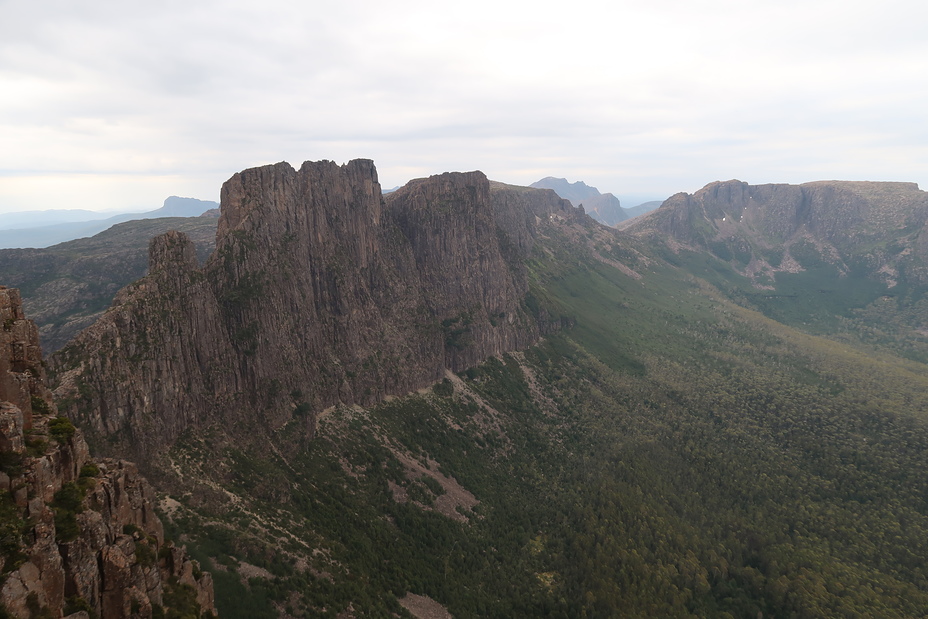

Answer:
[0,286,50,431]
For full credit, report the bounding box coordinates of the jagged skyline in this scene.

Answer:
[2,0,926,214]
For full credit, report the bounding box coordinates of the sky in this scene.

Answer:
[1,0,927,214]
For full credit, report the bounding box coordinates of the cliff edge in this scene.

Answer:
[50,160,578,462]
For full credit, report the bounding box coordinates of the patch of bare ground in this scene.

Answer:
[744,257,776,290]
[387,447,479,522]
[159,496,182,518]
[442,370,512,454]
[388,480,408,503]
[399,593,453,619]
[275,591,305,619]
[777,244,805,274]
[508,351,557,416]
[238,561,275,581]
[591,249,642,279]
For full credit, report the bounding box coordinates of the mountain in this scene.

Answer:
[0,216,218,355]
[628,179,928,275]
[530,177,627,226]
[625,179,928,351]
[14,161,928,617]
[0,286,215,618]
[51,161,575,461]
[624,200,662,219]
[0,196,219,249]
[529,176,601,204]
[529,177,663,227]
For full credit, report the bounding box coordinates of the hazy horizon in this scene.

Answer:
[2,0,926,215]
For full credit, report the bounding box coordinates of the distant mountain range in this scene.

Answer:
[0,195,218,249]
[529,177,662,226]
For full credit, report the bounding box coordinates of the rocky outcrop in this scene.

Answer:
[0,286,49,431]
[0,217,217,354]
[51,160,581,461]
[0,287,215,619]
[627,179,928,284]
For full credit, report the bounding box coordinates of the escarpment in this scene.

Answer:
[51,160,581,461]
[628,179,928,285]
[0,286,215,619]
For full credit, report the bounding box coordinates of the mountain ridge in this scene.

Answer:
[627,178,928,286]
[0,286,215,619]
[0,197,219,249]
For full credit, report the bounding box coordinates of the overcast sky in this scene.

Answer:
[1,0,926,214]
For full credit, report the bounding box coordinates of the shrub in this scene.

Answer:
[79,462,100,482]
[30,396,51,416]
[136,541,156,567]
[48,417,76,443]
[52,482,85,543]
[63,596,94,618]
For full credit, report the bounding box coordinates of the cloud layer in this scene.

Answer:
[2,0,926,212]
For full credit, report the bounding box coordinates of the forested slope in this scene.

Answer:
[146,206,928,618]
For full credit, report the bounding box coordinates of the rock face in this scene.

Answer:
[51,160,579,460]
[627,179,928,285]
[0,286,48,431]
[0,286,215,619]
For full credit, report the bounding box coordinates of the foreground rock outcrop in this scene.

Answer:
[50,160,581,461]
[0,286,215,618]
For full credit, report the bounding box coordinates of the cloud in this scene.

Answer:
[1,0,927,213]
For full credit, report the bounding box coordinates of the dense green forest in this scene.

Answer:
[155,224,928,618]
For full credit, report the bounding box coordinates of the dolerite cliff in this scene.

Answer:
[0,286,215,619]
[50,160,580,460]
[627,179,928,286]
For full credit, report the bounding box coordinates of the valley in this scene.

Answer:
[4,161,928,617]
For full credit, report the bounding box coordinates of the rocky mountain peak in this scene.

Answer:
[51,159,573,461]
[149,229,198,273]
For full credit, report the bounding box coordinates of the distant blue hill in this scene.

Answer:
[0,196,218,249]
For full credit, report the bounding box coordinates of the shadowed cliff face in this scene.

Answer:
[628,179,928,285]
[51,160,572,460]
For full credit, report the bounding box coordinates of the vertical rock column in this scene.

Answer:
[0,285,52,431]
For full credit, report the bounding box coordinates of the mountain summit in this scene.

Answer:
[530,176,627,226]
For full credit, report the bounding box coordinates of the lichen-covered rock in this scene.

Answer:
[0,402,24,454]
